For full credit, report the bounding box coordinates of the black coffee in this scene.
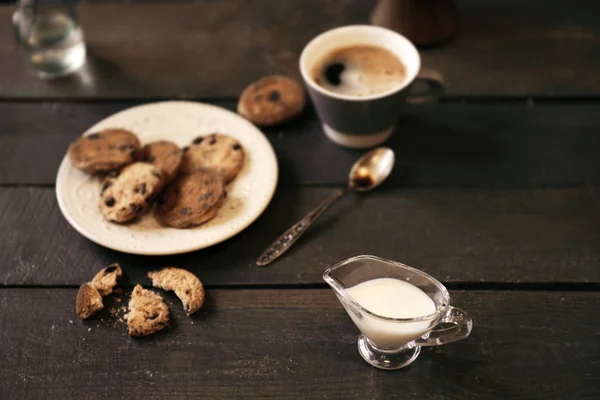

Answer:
[312,45,407,97]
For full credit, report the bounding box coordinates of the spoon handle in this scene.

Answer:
[256,189,346,267]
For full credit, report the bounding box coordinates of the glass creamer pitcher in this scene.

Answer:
[323,255,472,370]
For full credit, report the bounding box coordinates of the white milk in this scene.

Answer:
[345,278,437,349]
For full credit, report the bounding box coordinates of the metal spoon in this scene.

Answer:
[256,147,395,267]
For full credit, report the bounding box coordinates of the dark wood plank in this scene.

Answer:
[0,289,598,399]
[2,102,600,186]
[1,186,599,286]
[2,0,600,98]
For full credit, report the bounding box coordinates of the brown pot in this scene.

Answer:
[370,0,458,46]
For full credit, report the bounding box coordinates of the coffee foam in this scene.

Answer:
[312,45,407,97]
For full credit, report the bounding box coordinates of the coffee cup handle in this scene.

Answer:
[406,68,444,104]
[414,306,473,346]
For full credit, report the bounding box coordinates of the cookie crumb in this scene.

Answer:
[69,320,73,324]
[88,327,92,332]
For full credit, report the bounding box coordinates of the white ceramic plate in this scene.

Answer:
[56,101,278,255]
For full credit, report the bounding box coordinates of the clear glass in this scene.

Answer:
[323,255,472,370]
[13,0,86,79]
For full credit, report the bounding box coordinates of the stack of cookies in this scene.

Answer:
[67,130,245,228]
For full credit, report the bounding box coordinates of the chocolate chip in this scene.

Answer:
[105,197,115,207]
[88,133,101,140]
[144,155,155,163]
[185,289,190,295]
[199,192,213,201]
[135,183,147,195]
[148,314,159,320]
[107,171,119,178]
[182,146,190,152]
[181,207,191,215]
[152,171,162,179]
[104,265,117,274]
[209,138,217,145]
[232,143,241,150]
[101,181,112,194]
[193,137,204,145]
[268,90,281,102]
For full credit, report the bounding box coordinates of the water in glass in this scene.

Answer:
[13,1,86,79]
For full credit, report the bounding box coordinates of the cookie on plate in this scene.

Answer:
[237,75,306,126]
[76,283,103,319]
[181,133,244,183]
[99,162,165,223]
[125,284,170,337]
[148,267,205,316]
[138,140,183,183]
[91,263,123,296]
[68,128,140,174]
[156,168,226,229]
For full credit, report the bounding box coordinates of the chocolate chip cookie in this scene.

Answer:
[99,162,165,223]
[76,283,103,319]
[138,140,183,183]
[125,285,170,337]
[237,75,306,126]
[68,128,140,174]
[91,263,123,296]
[155,169,226,229]
[148,267,205,316]
[181,133,244,183]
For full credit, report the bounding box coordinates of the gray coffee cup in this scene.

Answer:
[299,25,443,148]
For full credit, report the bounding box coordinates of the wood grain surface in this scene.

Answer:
[2,101,600,186]
[1,289,598,400]
[1,186,598,286]
[2,1,599,397]
[2,0,600,98]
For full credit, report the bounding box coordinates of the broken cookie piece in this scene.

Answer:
[91,263,123,296]
[125,285,170,337]
[76,283,103,319]
[148,267,205,316]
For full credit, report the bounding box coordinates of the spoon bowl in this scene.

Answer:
[349,148,395,191]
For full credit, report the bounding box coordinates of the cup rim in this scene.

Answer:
[299,25,421,102]
[323,255,450,323]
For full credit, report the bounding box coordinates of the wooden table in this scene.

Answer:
[1,1,599,398]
